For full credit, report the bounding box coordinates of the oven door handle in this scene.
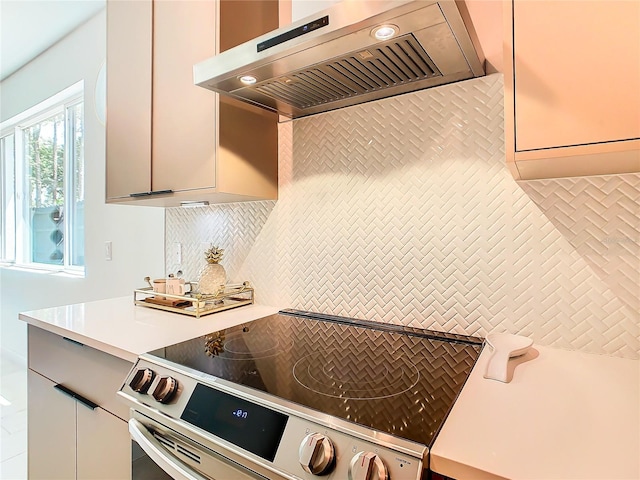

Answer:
[129,418,209,480]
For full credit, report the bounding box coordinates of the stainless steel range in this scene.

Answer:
[118,309,482,480]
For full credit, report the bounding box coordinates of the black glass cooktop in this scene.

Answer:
[152,309,483,448]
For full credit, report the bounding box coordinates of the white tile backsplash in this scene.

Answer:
[166,74,639,359]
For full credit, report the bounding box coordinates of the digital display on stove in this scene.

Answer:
[180,383,288,462]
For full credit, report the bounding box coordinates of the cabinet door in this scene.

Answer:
[151,0,217,192]
[106,0,153,199]
[77,407,131,480]
[513,0,640,151]
[28,370,76,480]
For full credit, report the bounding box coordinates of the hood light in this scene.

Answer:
[372,25,398,41]
[239,75,257,85]
[180,201,210,208]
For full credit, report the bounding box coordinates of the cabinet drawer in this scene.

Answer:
[28,325,133,420]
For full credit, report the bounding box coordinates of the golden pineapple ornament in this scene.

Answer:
[197,245,227,295]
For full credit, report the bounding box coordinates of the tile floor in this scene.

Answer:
[0,352,27,480]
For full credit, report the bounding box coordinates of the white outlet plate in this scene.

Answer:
[105,241,112,261]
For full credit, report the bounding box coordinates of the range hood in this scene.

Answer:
[194,0,485,119]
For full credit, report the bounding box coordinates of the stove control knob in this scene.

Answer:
[129,368,155,394]
[298,433,335,475]
[348,452,389,480]
[152,376,179,404]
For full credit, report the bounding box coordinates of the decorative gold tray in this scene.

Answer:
[134,282,254,318]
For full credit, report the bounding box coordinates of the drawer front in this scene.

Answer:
[28,325,133,420]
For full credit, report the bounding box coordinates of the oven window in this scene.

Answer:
[181,384,288,462]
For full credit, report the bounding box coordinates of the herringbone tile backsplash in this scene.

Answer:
[166,74,639,359]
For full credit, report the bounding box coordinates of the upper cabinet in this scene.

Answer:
[106,0,281,206]
[504,0,640,180]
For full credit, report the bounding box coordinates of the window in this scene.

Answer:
[0,82,84,273]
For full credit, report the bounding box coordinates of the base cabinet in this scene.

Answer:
[77,405,131,480]
[27,326,133,480]
[28,370,76,480]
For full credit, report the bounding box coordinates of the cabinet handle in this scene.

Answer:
[54,384,99,410]
[62,336,84,347]
[129,189,174,197]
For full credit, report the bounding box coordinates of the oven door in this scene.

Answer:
[130,415,268,480]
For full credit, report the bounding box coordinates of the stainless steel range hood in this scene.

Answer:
[194,0,484,119]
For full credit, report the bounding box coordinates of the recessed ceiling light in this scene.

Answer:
[372,25,398,41]
[239,75,257,85]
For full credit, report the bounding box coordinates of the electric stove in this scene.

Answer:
[119,309,482,480]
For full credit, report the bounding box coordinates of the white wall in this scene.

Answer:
[0,10,165,363]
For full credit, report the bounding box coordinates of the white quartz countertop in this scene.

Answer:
[19,296,280,363]
[20,298,639,478]
[431,344,640,480]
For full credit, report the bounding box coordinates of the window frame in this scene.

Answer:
[0,81,85,275]
[0,134,16,263]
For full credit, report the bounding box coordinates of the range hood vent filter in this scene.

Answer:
[254,34,441,110]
